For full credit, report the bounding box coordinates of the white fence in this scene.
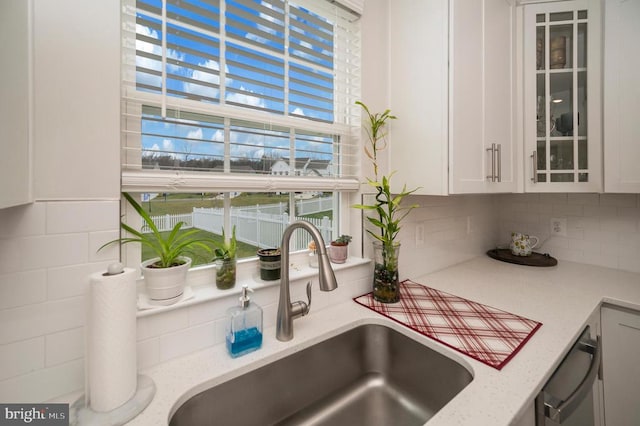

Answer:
[144,197,334,251]
[193,208,332,250]
[141,213,193,233]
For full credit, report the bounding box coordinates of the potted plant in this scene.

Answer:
[353,101,420,303]
[213,226,237,290]
[256,248,281,281]
[308,240,318,268]
[100,193,215,303]
[329,235,352,264]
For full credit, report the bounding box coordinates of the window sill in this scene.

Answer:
[136,255,371,318]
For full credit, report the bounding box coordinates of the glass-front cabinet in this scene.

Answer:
[524,0,602,192]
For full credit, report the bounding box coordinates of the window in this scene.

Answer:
[121,0,362,263]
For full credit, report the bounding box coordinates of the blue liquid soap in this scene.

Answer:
[225,285,263,358]
[226,327,263,358]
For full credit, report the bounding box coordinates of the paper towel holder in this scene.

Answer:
[69,374,156,425]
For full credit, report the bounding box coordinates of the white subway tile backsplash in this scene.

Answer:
[552,204,584,217]
[19,234,89,270]
[88,230,119,263]
[500,193,640,273]
[601,217,637,233]
[0,239,24,275]
[137,338,160,370]
[567,193,600,206]
[0,359,83,403]
[46,201,119,234]
[539,194,568,205]
[0,270,47,309]
[0,203,46,239]
[159,322,216,363]
[47,261,113,300]
[187,299,230,326]
[0,338,45,381]
[0,192,638,404]
[618,207,640,218]
[45,297,86,335]
[0,304,47,345]
[599,194,638,207]
[45,327,84,367]
[568,238,600,254]
[584,205,617,217]
[137,308,189,340]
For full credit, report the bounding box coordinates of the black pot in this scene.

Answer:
[257,248,281,281]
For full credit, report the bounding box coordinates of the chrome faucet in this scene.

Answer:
[276,220,338,341]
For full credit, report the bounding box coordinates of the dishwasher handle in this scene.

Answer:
[544,335,601,424]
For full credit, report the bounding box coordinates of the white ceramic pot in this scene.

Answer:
[141,256,191,302]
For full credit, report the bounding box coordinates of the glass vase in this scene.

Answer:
[372,241,401,303]
[215,258,237,290]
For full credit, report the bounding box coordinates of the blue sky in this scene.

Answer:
[135,0,336,167]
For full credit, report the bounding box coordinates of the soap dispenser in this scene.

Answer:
[225,285,263,358]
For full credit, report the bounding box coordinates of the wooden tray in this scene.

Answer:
[487,249,558,267]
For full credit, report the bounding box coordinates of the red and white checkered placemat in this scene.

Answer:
[353,280,542,370]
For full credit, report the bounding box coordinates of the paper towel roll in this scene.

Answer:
[88,267,138,412]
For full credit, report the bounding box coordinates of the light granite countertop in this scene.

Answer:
[128,256,640,426]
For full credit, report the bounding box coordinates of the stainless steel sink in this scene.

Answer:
[170,324,473,426]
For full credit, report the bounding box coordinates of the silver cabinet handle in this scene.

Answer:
[486,143,497,182]
[544,335,602,424]
[531,151,538,183]
[496,144,502,183]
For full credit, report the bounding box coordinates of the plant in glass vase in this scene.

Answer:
[213,226,237,290]
[353,101,419,303]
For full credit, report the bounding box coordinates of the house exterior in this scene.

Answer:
[270,158,332,177]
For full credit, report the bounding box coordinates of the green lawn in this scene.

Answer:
[142,193,290,215]
[141,228,259,266]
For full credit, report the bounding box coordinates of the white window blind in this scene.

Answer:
[121,0,361,193]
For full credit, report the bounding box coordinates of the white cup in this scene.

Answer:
[510,232,539,256]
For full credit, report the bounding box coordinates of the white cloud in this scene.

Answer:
[291,107,305,116]
[136,24,162,88]
[186,128,203,141]
[162,139,174,151]
[183,59,223,99]
[226,86,265,108]
[211,129,224,142]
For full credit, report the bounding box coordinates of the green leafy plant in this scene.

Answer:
[332,235,352,245]
[100,192,216,268]
[352,101,420,248]
[213,225,237,261]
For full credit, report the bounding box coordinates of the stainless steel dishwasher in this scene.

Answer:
[535,325,602,426]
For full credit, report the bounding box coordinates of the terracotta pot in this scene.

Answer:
[329,243,348,264]
[141,256,191,303]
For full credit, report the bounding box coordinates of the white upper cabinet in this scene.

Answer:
[388,0,517,195]
[449,0,517,194]
[388,0,449,195]
[0,0,33,209]
[523,0,602,192]
[603,0,640,193]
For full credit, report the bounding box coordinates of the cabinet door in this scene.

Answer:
[523,0,602,193]
[449,0,517,194]
[0,0,33,208]
[388,0,449,196]
[603,0,640,193]
[601,306,640,426]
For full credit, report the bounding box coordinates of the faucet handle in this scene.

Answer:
[305,281,312,312]
[290,281,312,319]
